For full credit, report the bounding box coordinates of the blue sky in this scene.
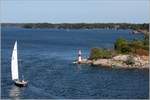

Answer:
[1,0,149,23]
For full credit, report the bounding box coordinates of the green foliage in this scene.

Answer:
[1,23,149,31]
[23,24,33,28]
[90,34,149,60]
[129,40,143,52]
[114,37,131,54]
[114,35,149,55]
[129,38,149,52]
[89,48,112,60]
[143,34,149,46]
[19,23,149,30]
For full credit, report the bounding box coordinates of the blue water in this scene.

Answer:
[1,27,149,99]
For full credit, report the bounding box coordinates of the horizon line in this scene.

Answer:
[1,22,149,24]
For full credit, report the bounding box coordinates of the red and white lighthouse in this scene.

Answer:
[78,49,82,63]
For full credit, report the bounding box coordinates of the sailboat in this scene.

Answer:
[11,41,28,87]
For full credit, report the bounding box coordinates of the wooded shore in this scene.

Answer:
[79,33,149,69]
[2,23,149,31]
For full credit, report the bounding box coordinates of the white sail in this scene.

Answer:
[11,41,19,80]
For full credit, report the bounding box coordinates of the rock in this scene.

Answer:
[113,54,130,61]
[92,54,149,69]
[92,59,112,67]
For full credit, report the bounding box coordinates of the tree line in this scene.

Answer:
[89,34,149,60]
[23,23,148,30]
[3,23,147,30]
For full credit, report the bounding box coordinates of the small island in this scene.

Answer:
[80,33,149,69]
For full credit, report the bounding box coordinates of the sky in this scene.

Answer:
[0,0,149,23]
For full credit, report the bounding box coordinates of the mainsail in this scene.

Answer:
[11,41,19,80]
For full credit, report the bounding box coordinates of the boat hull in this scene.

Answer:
[14,80,28,87]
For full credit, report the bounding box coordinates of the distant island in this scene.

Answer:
[2,23,149,34]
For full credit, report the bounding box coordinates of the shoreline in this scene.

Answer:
[91,64,149,70]
[2,23,148,32]
[78,54,149,70]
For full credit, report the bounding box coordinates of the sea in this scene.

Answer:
[1,27,149,99]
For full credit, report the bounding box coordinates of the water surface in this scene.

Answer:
[1,27,148,99]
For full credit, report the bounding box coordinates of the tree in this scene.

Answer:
[114,37,131,54]
[23,24,33,28]
[89,48,112,60]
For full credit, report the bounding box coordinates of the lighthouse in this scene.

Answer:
[78,49,82,63]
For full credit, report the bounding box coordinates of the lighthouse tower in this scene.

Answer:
[78,49,82,63]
